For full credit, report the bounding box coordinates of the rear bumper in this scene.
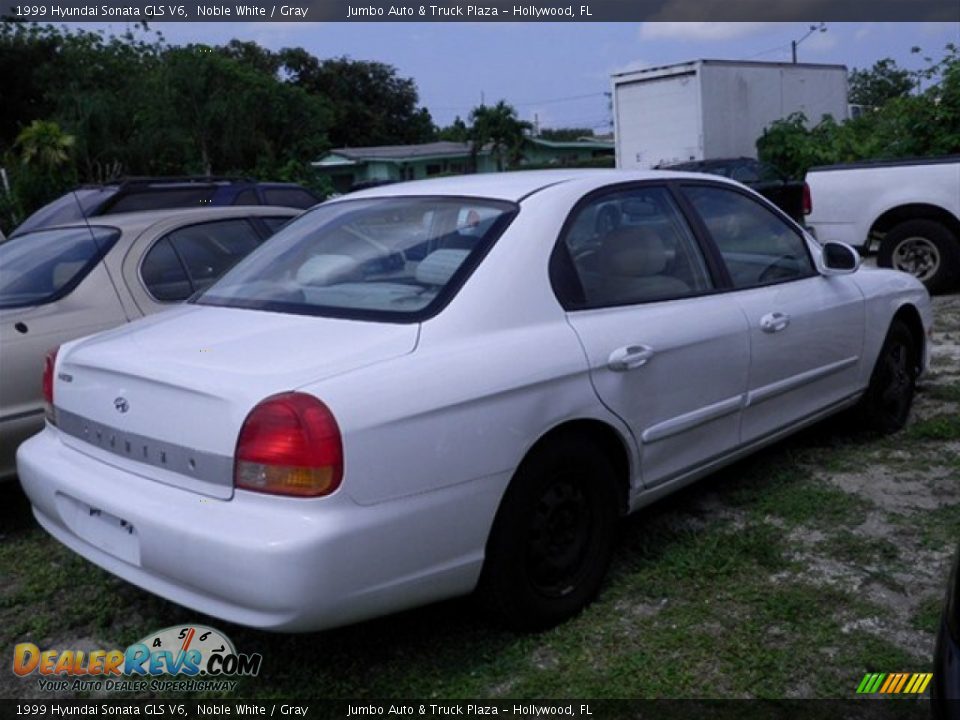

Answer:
[17,427,505,631]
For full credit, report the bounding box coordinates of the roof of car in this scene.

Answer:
[27,205,301,237]
[337,169,720,202]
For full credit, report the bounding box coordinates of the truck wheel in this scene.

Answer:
[877,219,960,294]
[479,434,620,631]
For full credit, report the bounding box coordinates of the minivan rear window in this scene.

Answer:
[0,226,120,309]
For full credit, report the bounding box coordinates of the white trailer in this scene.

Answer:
[613,59,849,170]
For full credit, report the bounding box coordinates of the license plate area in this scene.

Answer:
[55,493,141,566]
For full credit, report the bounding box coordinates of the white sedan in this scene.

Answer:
[17,170,933,632]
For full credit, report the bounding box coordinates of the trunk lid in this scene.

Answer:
[54,304,419,498]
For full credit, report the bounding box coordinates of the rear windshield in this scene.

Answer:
[196,196,517,321]
[11,188,114,237]
[0,226,120,309]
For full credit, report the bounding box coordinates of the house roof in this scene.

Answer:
[526,137,614,150]
[313,142,482,167]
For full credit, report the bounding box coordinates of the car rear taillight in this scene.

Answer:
[803,182,812,215]
[42,347,58,425]
[234,392,343,498]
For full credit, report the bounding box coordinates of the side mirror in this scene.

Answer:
[821,241,861,275]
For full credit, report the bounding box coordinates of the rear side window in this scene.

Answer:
[0,226,120,308]
[556,186,714,308]
[140,238,192,302]
[682,185,815,289]
[141,219,263,302]
[232,189,260,206]
[107,187,217,213]
[262,188,319,209]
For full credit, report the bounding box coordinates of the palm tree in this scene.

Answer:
[470,101,531,172]
[15,120,76,171]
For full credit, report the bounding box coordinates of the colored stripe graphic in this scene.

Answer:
[857,672,932,694]
[857,673,886,693]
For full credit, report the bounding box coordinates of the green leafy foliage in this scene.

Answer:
[758,45,960,179]
[0,21,436,232]
[469,100,532,171]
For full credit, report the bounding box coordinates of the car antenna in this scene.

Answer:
[69,184,127,313]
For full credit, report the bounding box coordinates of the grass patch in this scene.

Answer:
[906,414,960,441]
[730,470,872,529]
[911,595,944,634]
[910,503,960,550]
[819,531,900,568]
[923,383,960,403]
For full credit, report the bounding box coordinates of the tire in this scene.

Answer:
[479,434,621,631]
[877,219,960,295]
[858,320,918,434]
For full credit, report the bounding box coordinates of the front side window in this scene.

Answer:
[196,197,517,321]
[0,226,120,308]
[557,186,714,308]
[682,185,815,289]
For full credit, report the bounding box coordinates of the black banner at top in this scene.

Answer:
[0,0,958,22]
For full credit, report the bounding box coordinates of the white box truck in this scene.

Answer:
[613,59,849,170]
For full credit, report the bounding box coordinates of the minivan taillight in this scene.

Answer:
[42,348,58,425]
[234,392,343,497]
[803,182,812,215]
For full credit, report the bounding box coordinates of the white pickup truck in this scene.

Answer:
[805,155,960,293]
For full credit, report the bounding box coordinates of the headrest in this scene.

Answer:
[415,249,470,287]
[295,255,358,286]
[600,227,666,277]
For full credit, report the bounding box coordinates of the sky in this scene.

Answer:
[78,21,959,132]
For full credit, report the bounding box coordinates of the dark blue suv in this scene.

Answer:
[10,177,321,238]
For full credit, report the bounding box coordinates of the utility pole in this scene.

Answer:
[792,22,827,64]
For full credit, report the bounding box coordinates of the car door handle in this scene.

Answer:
[608,345,655,371]
[760,312,791,333]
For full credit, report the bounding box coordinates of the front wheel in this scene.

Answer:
[479,435,621,631]
[858,320,918,434]
[877,219,960,294]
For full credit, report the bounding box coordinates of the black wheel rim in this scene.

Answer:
[878,340,912,422]
[526,474,593,598]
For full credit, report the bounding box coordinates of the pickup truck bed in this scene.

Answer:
[806,156,960,293]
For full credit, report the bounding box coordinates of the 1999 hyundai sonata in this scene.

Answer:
[17,170,933,632]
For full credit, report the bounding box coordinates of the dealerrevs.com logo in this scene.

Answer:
[13,625,262,693]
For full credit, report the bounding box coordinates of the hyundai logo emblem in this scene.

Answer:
[114,397,130,414]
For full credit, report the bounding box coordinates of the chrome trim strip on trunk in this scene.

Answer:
[56,407,233,490]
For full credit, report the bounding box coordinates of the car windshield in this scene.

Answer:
[11,188,115,237]
[196,196,517,321]
[0,226,120,309]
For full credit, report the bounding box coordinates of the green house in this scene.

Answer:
[519,137,615,167]
[312,137,615,193]
[312,142,496,193]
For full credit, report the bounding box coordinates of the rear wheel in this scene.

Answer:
[480,435,621,631]
[858,320,918,434]
[877,219,960,294]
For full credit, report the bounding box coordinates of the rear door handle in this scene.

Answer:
[608,345,655,371]
[760,312,790,333]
